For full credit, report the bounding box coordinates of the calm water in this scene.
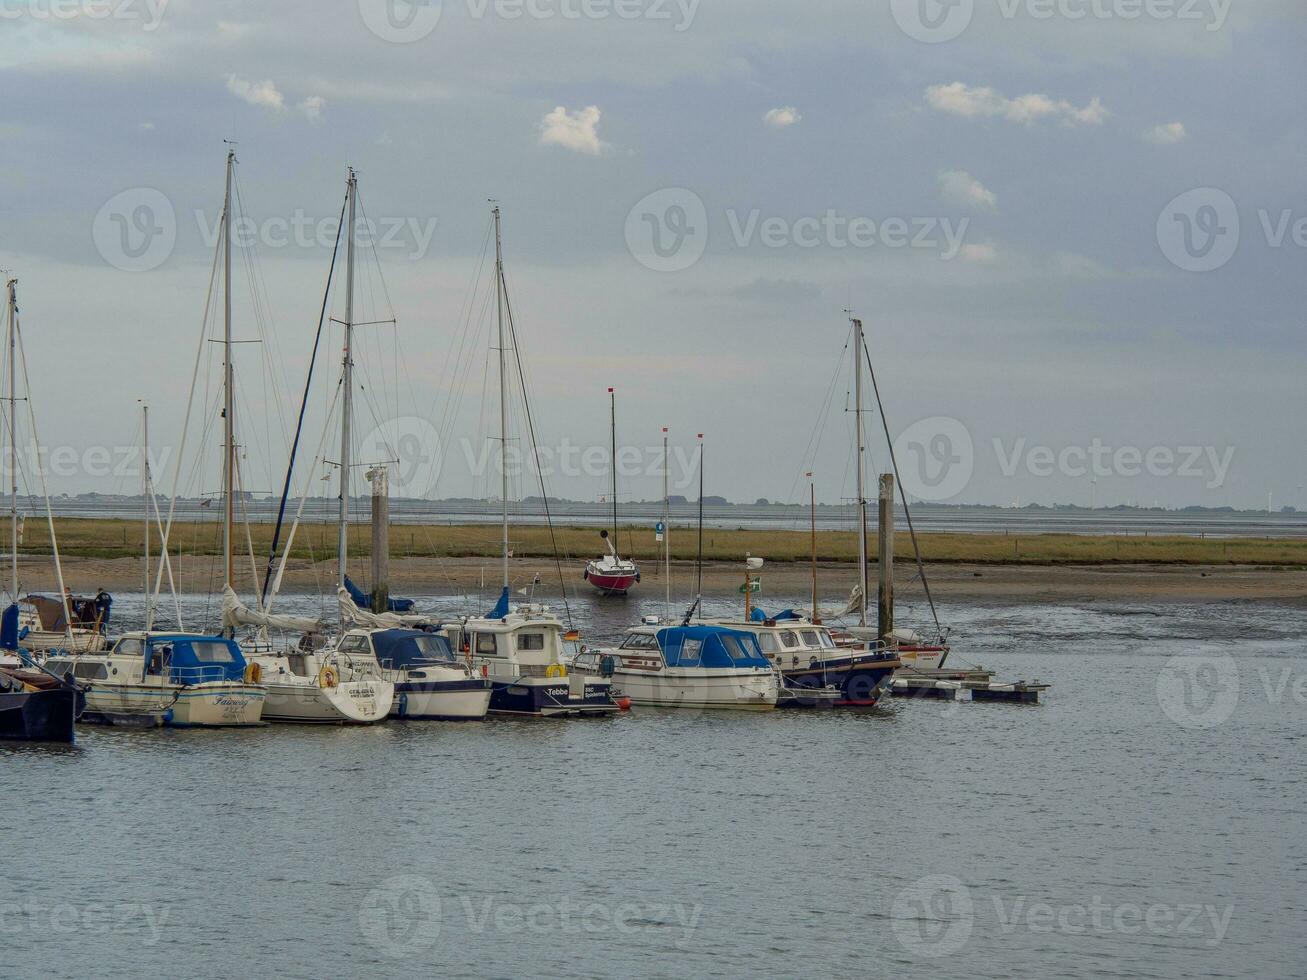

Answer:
[4,589,1305,979]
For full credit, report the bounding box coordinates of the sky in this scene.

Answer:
[0,0,1304,511]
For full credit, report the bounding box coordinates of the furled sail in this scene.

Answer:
[222,586,328,633]
[337,588,434,629]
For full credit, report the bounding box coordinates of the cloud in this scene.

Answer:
[925,83,1108,127]
[297,96,325,122]
[539,105,604,155]
[938,169,997,212]
[1145,122,1186,145]
[762,106,801,129]
[225,75,285,112]
[960,242,998,263]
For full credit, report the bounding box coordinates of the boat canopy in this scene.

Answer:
[141,634,250,685]
[344,575,415,613]
[655,625,770,669]
[23,591,111,632]
[369,629,456,671]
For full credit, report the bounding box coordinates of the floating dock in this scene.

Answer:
[889,667,1050,704]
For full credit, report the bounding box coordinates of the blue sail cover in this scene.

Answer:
[343,575,416,613]
[370,629,456,671]
[144,635,250,685]
[655,625,770,669]
[1,603,18,650]
[750,606,801,623]
[485,586,510,620]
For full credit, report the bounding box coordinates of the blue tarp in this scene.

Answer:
[485,586,510,620]
[142,634,250,685]
[1,603,17,650]
[750,607,801,623]
[344,575,415,613]
[655,625,770,669]
[370,629,456,671]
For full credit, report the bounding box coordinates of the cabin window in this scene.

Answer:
[817,631,836,649]
[721,636,755,665]
[758,634,780,655]
[621,633,658,650]
[45,659,72,676]
[188,641,237,664]
[779,631,800,649]
[516,633,546,651]
[73,662,109,680]
[475,634,500,656]
[678,638,703,667]
[337,635,369,654]
[113,638,143,657]
[799,631,821,649]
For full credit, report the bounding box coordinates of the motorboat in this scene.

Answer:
[342,627,491,721]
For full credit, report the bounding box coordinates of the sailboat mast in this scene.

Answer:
[222,147,235,590]
[810,475,819,624]
[337,168,358,592]
[695,433,704,603]
[609,388,618,547]
[142,403,150,627]
[6,278,17,601]
[493,206,509,589]
[662,426,670,614]
[852,316,868,628]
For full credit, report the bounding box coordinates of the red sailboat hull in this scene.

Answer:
[584,565,639,596]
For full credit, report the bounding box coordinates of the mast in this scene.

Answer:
[662,426,670,614]
[810,474,819,624]
[222,147,235,590]
[6,278,16,602]
[493,206,509,589]
[337,168,357,592]
[852,316,868,628]
[695,433,704,603]
[142,403,151,629]
[609,387,618,550]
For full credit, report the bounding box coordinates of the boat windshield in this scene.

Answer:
[621,633,659,650]
[188,641,237,664]
[799,630,822,649]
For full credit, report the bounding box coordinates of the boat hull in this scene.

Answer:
[583,566,639,596]
[781,651,901,707]
[608,667,777,710]
[488,676,618,717]
[261,678,393,725]
[0,687,82,742]
[82,681,266,727]
[393,678,492,721]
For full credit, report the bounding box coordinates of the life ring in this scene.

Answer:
[319,665,340,689]
[244,662,263,685]
[545,664,567,679]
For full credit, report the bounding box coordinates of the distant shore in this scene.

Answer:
[20,555,1307,606]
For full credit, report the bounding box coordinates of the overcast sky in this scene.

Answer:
[1,0,1304,511]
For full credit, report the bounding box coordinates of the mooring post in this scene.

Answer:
[878,473,894,639]
[368,466,389,614]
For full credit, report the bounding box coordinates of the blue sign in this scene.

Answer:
[654,522,666,534]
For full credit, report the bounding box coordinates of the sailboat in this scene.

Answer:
[225,164,395,724]
[583,388,640,596]
[452,207,618,717]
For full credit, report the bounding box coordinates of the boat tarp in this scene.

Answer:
[655,625,770,669]
[143,634,250,684]
[338,589,433,629]
[1,603,18,649]
[222,586,327,633]
[343,575,415,613]
[369,629,456,671]
[23,592,111,632]
[749,606,801,623]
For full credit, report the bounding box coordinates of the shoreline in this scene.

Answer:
[21,555,1307,605]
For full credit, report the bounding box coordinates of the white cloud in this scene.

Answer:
[925,83,1108,127]
[225,75,285,112]
[138,121,155,132]
[1145,122,1186,145]
[297,96,325,122]
[960,242,998,263]
[763,106,801,128]
[938,169,997,212]
[539,105,604,155]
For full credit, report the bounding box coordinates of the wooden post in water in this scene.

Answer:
[878,473,894,639]
[368,466,389,614]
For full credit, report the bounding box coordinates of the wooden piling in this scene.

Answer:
[878,472,894,639]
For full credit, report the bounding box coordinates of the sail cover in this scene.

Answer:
[222,586,328,633]
[337,588,434,629]
[343,575,416,613]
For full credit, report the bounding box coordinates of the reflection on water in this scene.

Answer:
[6,590,1306,979]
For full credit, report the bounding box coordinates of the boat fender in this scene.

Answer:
[319,665,340,689]
[244,662,263,685]
[481,664,489,678]
[599,655,616,678]
[545,664,567,679]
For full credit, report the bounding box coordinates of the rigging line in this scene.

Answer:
[783,327,852,512]
[501,268,572,627]
[262,186,347,605]
[154,211,224,613]
[861,335,944,641]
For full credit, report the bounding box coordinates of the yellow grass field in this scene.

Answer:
[16,518,1307,567]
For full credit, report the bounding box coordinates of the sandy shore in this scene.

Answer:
[20,555,1307,605]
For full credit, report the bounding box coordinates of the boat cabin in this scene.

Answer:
[703,619,839,670]
[444,607,567,676]
[48,632,253,687]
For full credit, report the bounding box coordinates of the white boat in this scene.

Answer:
[335,626,491,721]
[46,631,265,727]
[16,594,110,653]
[448,598,618,717]
[571,623,777,711]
